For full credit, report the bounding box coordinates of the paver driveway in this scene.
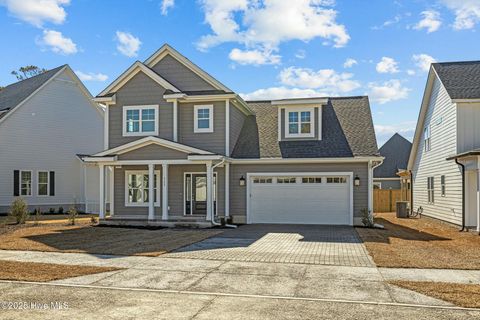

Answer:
[164,224,374,267]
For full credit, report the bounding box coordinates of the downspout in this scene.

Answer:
[211,159,237,228]
[455,158,466,232]
[370,159,384,218]
[409,170,413,215]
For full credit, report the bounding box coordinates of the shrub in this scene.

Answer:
[9,198,29,224]
[361,208,374,228]
[34,207,42,225]
[90,216,98,225]
[68,206,78,225]
[49,208,55,214]
[58,207,64,214]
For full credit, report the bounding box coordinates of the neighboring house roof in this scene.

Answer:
[374,133,412,178]
[0,65,65,116]
[432,61,480,100]
[232,96,379,158]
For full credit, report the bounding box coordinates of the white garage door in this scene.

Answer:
[249,174,352,225]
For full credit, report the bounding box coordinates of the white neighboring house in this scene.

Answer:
[408,61,480,232]
[0,65,104,213]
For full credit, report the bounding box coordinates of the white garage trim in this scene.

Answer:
[246,172,354,225]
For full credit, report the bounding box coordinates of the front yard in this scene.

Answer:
[356,212,480,269]
[0,222,222,256]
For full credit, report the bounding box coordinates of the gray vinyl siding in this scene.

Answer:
[373,179,401,189]
[229,104,246,156]
[457,101,480,153]
[117,144,188,160]
[113,164,224,218]
[411,76,462,225]
[150,54,216,91]
[178,101,226,155]
[108,72,173,148]
[229,162,368,222]
[0,69,103,209]
[280,107,321,141]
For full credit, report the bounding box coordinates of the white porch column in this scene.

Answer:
[148,164,155,221]
[162,164,169,220]
[225,162,230,217]
[206,161,213,221]
[368,160,373,215]
[477,168,480,232]
[99,164,105,219]
[109,166,115,216]
[225,99,230,155]
[173,99,178,142]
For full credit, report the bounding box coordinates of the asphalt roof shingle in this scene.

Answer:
[374,133,412,178]
[232,96,379,159]
[0,65,65,114]
[433,61,480,100]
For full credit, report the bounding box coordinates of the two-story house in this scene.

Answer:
[84,44,382,227]
[408,61,480,232]
[0,65,104,213]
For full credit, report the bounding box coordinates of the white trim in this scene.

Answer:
[194,105,214,133]
[271,98,328,105]
[188,155,225,161]
[162,164,169,220]
[104,104,109,149]
[165,93,236,101]
[94,136,213,157]
[225,99,230,155]
[173,99,178,142]
[94,95,116,104]
[374,177,401,181]
[122,105,159,137]
[452,98,480,103]
[284,107,315,138]
[183,171,218,216]
[144,44,231,92]
[373,182,382,189]
[99,164,105,219]
[109,166,114,216]
[83,156,118,163]
[318,105,322,141]
[231,157,382,164]
[124,170,161,207]
[277,108,282,141]
[225,162,230,217]
[206,163,213,221]
[246,172,354,226]
[19,170,33,197]
[36,170,50,197]
[99,61,180,97]
[148,164,155,220]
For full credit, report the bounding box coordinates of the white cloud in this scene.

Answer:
[407,69,416,76]
[115,31,141,57]
[376,57,399,74]
[372,14,402,30]
[197,0,350,59]
[76,71,108,82]
[295,49,306,59]
[160,0,174,15]
[441,0,480,30]
[413,10,442,33]
[343,58,357,68]
[279,67,361,93]
[240,87,328,101]
[375,121,416,146]
[0,0,70,27]
[368,80,410,104]
[37,29,77,55]
[229,48,281,65]
[413,53,436,72]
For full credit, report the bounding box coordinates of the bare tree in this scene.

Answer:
[11,66,47,81]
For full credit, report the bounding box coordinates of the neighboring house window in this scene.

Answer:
[302,177,322,183]
[427,177,434,203]
[20,170,32,196]
[123,105,159,136]
[373,182,382,189]
[441,175,446,196]
[194,105,214,133]
[125,171,160,207]
[37,171,49,196]
[285,108,315,138]
[424,125,431,152]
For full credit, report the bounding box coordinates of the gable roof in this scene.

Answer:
[432,61,480,100]
[374,133,412,178]
[232,96,379,158]
[0,65,66,117]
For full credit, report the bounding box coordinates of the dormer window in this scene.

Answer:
[123,105,159,137]
[285,107,315,138]
[194,105,214,133]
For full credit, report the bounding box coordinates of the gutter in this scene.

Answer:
[455,158,466,232]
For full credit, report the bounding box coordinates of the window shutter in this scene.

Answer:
[13,170,19,196]
[49,171,55,196]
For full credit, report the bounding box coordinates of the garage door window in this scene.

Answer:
[302,177,322,184]
[277,177,297,184]
[327,177,347,184]
[253,178,273,184]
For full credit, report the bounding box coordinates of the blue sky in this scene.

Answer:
[1,0,479,146]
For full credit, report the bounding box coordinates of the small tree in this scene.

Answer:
[11,66,47,81]
[9,198,29,224]
[68,206,78,225]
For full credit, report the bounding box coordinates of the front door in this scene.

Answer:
[185,173,216,215]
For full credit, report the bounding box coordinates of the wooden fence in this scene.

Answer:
[373,189,402,212]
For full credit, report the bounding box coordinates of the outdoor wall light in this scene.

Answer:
[239,176,246,186]
[354,175,360,186]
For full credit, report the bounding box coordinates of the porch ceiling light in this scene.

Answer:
[354,175,360,186]
[239,176,246,186]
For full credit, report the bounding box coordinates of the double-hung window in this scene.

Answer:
[125,171,160,207]
[441,175,446,197]
[194,105,213,133]
[123,105,158,136]
[37,171,49,196]
[285,108,315,138]
[427,177,434,203]
[20,171,32,196]
[424,125,431,152]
